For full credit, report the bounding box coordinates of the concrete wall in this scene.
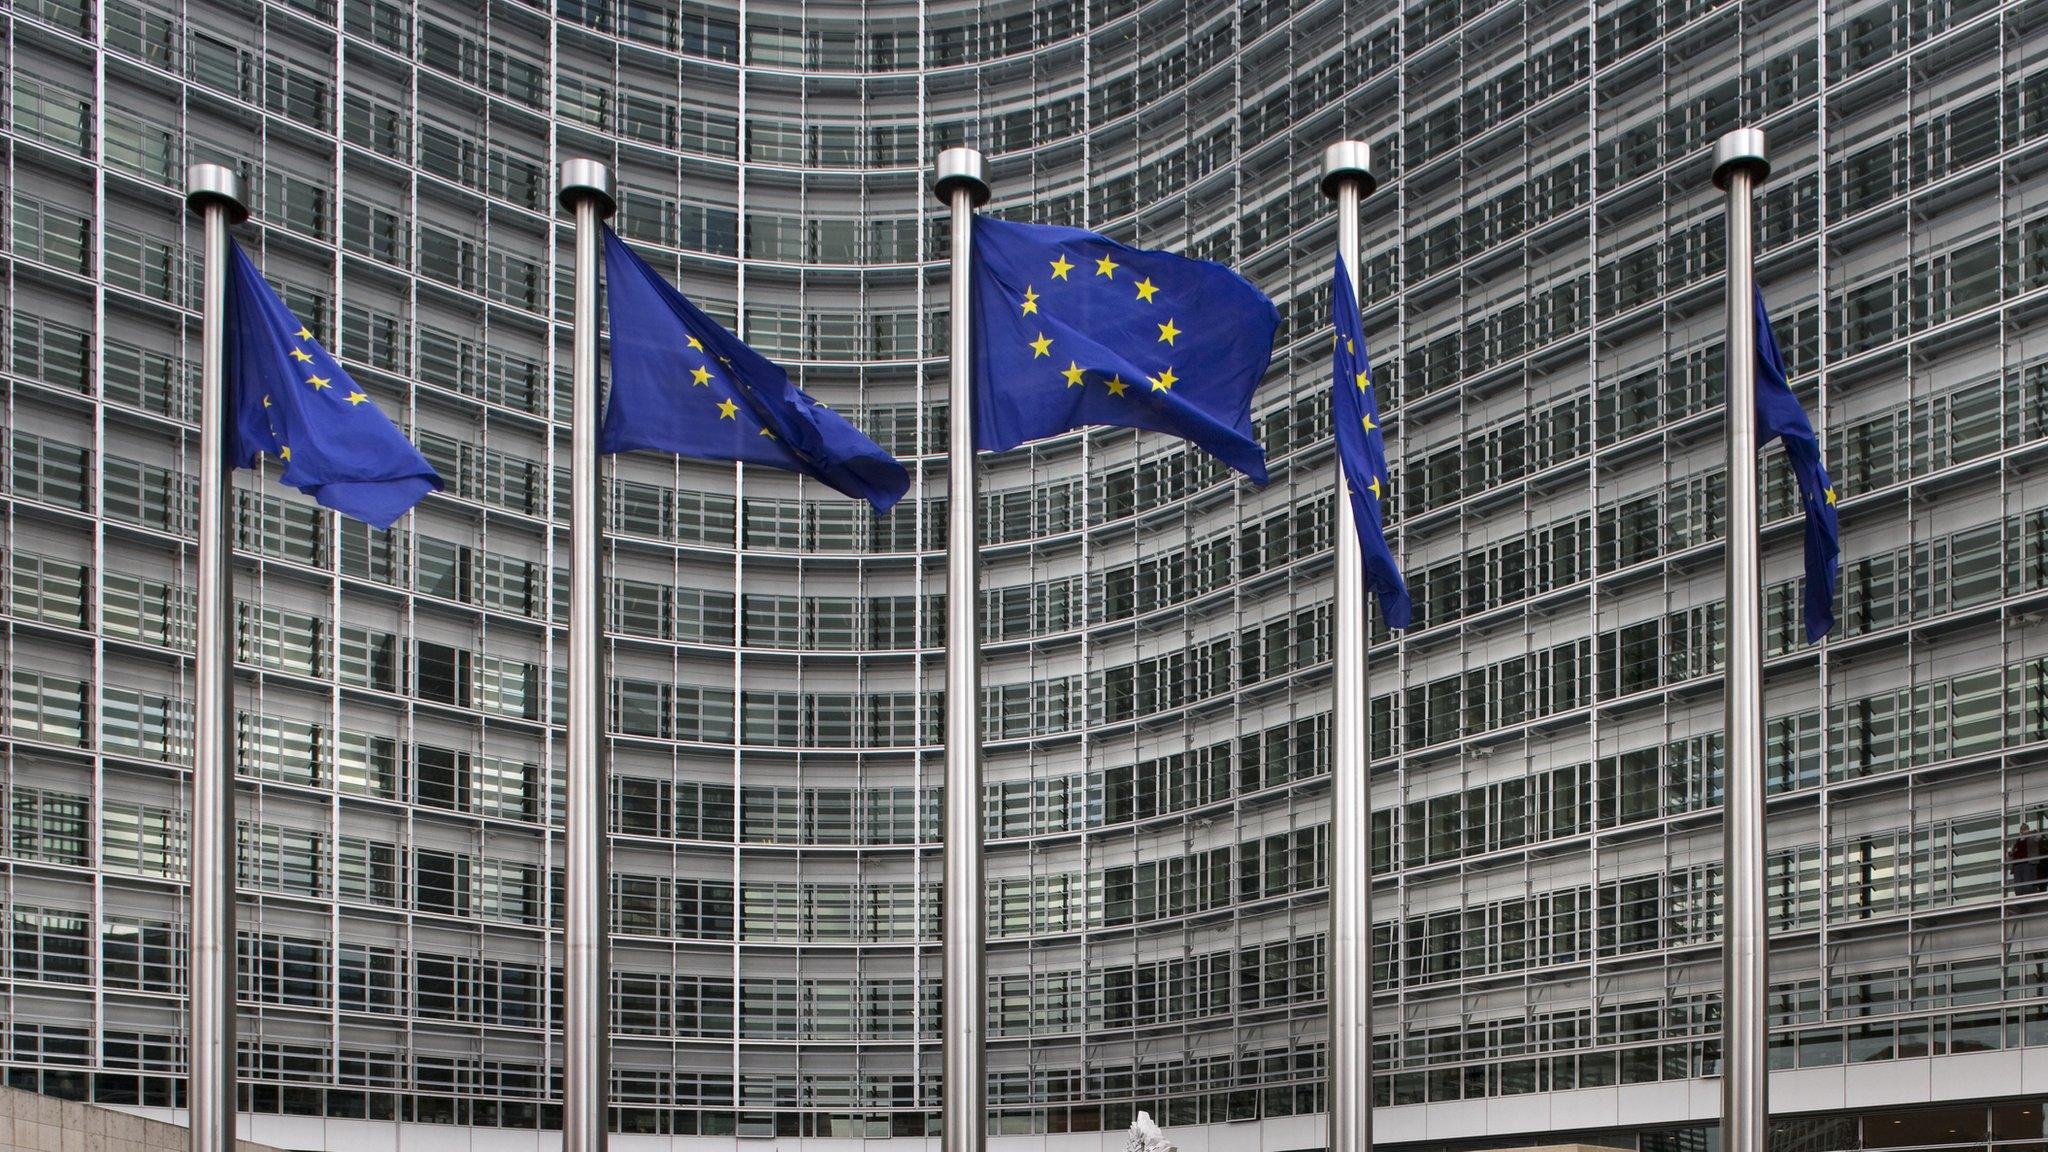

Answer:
[0,1087,278,1152]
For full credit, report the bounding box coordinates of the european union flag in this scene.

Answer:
[970,217,1277,482]
[1756,289,1840,644]
[226,241,440,528]
[600,228,910,515]
[1331,257,1411,630]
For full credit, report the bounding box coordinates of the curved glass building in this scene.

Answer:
[6,0,2048,1148]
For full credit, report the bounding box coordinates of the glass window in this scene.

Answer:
[10,785,89,865]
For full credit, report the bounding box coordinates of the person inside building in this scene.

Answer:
[2012,822,2041,895]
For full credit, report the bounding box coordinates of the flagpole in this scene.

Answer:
[558,158,615,1152]
[183,163,247,1152]
[1320,140,1378,1152]
[1714,127,1771,1152]
[932,145,990,1152]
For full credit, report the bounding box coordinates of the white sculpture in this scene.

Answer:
[1127,1110,1177,1152]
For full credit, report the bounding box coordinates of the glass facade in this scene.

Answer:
[3,0,2048,1145]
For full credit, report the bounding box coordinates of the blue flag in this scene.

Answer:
[226,241,440,528]
[600,228,909,515]
[1331,258,1411,630]
[1755,289,1839,644]
[969,217,1277,482]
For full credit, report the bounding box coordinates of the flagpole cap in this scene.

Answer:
[558,158,616,217]
[1320,141,1377,200]
[185,163,249,223]
[1712,129,1770,190]
[932,147,990,207]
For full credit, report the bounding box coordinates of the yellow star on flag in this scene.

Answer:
[1095,255,1119,278]
[691,365,714,386]
[1022,287,1039,315]
[261,395,272,408]
[306,375,332,390]
[347,391,369,405]
[1062,361,1086,387]
[687,335,704,352]
[1029,333,1053,358]
[1368,476,1383,499]
[1134,277,1159,303]
[1050,254,1074,280]
[1346,338,1355,354]
[717,399,739,419]
[1362,412,1376,433]
[1824,486,1838,506]
[759,427,775,439]
[1149,367,1178,392]
[289,348,313,363]
[1106,375,1128,396]
[1356,370,1370,391]
[279,445,292,460]
[294,326,313,341]
[1157,319,1181,345]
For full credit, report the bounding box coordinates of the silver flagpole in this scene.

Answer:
[932,145,990,1152]
[1320,140,1378,1152]
[1714,128,1770,1152]
[558,158,615,1152]
[184,162,247,1152]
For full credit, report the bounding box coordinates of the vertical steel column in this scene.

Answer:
[1714,127,1771,1152]
[1321,140,1378,1152]
[558,158,615,1152]
[932,146,990,1152]
[184,162,247,1152]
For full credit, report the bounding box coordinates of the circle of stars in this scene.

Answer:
[1019,247,1178,398]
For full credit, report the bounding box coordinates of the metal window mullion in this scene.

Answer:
[317,8,356,1049]
[727,7,751,1106]
[84,0,118,1052]
[1574,0,1614,1068]
[908,0,936,1109]
[1380,0,1415,1087]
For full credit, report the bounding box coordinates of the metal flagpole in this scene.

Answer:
[559,158,615,1152]
[1320,140,1378,1152]
[183,163,247,1152]
[1714,127,1771,1152]
[932,145,990,1152]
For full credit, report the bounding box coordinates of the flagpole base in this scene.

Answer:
[185,164,249,223]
